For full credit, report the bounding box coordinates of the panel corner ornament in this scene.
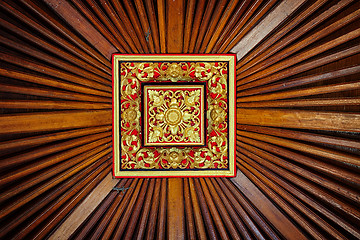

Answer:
[113,54,236,178]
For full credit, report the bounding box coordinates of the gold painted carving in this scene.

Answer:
[146,88,202,143]
[120,62,229,170]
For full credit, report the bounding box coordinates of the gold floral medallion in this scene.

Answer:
[144,85,205,146]
[113,54,236,178]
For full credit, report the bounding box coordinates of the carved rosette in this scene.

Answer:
[145,87,203,145]
[120,61,229,170]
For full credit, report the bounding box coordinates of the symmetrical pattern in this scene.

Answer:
[113,56,235,177]
[0,0,359,239]
[144,86,204,145]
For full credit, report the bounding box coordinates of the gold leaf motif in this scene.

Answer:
[120,61,229,170]
[147,88,201,143]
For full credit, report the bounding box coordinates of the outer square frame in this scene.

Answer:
[112,54,236,178]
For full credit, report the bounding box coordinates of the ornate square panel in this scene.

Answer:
[143,84,206,147]
[113,54,236,178]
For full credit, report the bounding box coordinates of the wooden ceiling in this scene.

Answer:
[0,0,359,239]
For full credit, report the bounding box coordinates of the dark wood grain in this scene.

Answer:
[167,178,185,240]
[166,0,185,53]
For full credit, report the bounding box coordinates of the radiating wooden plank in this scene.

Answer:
[156,178,167,240]
[237,98,360,108]
[0,134,110,174]
[188,178,207,240]
[82,0,132,53]
[232,170,308,240]
[238,27,360,85]
[220,178,280,240]
[236,149,360,224]
[238,65,360,97]
[0,0,110,71]
[0,51,112,94]
[133,0,155,53]
[123,179,155,240]
[213,0,257,53]
[100,0,141,53]
[167,178,185,240]
[237,140,360,204]
[237,81,360,102]
[1,156,112,239]
[35,163,111,239]
[0,110,111,134]
[182,0,196,53]
[237,108,360,133]
[235,0,331,71]
[238,157,359,239]
[0,125,110,153]
[237,124,360,149]
[231,0,306,60]
[69,178,125,240]
[187,0,207,53]
[142,178,161,240]
[198,0,229,53]
[225,0,279,53]
[183,178,196,239]
[193,0,217,53]
[1,141,110,201]
[112,179,147,239]
[110,0,149,53]
[100,179,140,240]
[0,33,111,86]
[238,160,336,240]
[237,45,360,91]
[193,178,218,239]
[122,0,151,53]
[210,178,254,240]
[0,150,112,220]
[237,129,360,167]
[237,134,360,184]
[20,0,112,64]
[166,0,184,53]
[205,0,241,53]
[0,17,111,77]
[237,0,354,73]
[204,178,241,240]
[0,100,110,110]
[47,172,116,240]
[89,179,132,240]
[199,178,230,240]
[145,0,160,53]
[43,0,117,59]
[157,0,166,53]
[0,84,110,103]
[69,0,126,53]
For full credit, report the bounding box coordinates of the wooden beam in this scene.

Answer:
[232,170,308,240]
[43,0,116,59]
[188,178,207,240]
[157,0,166,53]
[167,178,185,240]
[166,0,184,53]
[231,0,307,60]
[48,173,118,240]
[237,108,360,132]
[0,110,111,134]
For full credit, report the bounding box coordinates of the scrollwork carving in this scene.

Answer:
[120,61,229,170]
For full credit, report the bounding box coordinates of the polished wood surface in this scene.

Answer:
[0,0,359,239]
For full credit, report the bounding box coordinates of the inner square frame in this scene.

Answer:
[142,83,206,147]
[113,54,236,178]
